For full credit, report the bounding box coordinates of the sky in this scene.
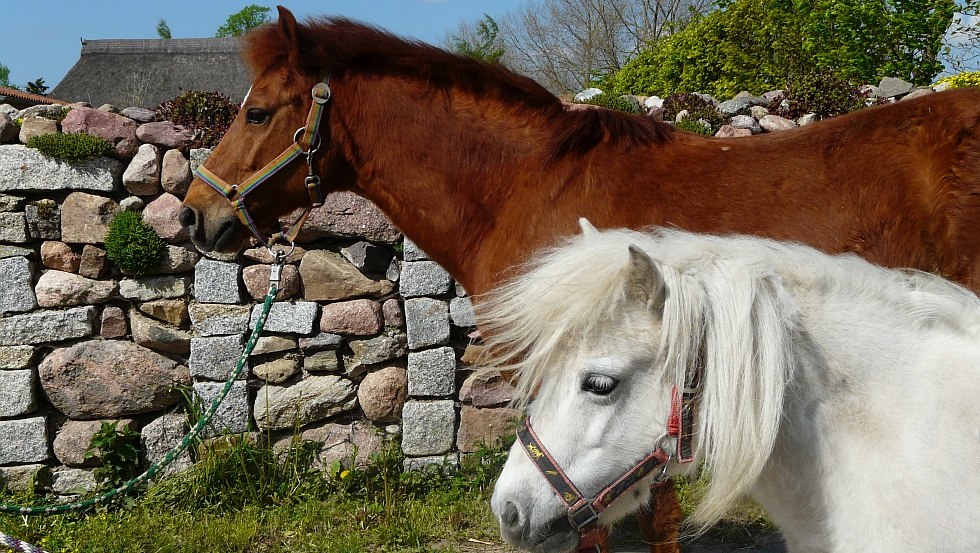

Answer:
[0,1,527,90]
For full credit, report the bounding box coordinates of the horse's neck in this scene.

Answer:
[333,77,585,295]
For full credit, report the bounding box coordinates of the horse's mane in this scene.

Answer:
[242,17,673,159]
[478,227,980,527]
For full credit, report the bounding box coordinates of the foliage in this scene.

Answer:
[215,4,271,37]
[772,68,875,119]
[606,0,958,99]
[675,119,715,135]
[451,15,505,63]
[575,91,642,112]
[934,70,980,88]
[25,78,47,96]
[26,132,111,163]
[85,422,142,491]
[157,18,172,39]
[104,211,166,276]
[0,61,9,88]
[154,90,240,149]
[662,92,730,131]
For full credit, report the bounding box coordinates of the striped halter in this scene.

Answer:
[194,75,331,247]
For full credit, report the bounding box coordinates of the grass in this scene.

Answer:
[0,432,776,553]
[0,434,504,553]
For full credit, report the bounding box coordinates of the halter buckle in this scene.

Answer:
[568,503,601,532]
[293,127,322,153]
[312,82,331,104]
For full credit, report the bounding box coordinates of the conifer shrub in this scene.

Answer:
[26,132,112,163]
[104,211,166,276]
[574,91,642,113]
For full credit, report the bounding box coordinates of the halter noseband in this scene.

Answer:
[194,75,331,248]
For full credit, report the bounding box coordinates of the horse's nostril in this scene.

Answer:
[178,207,196,229]
[502,501,521,529]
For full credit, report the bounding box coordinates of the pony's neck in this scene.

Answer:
[330,74,580,295]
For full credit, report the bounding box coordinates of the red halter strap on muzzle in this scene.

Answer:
[194,75,331,248]
[515,419,672,546]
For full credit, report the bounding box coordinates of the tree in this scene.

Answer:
[943,0,980,72]
[499,0,714,93]
[215,5,271,37]
[157,18,172,39]
[448,15,506,63]
[0,62,10,88]
[26,78,47,96]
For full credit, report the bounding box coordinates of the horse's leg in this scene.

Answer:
[638,482,682,553]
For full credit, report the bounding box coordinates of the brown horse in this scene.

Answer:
[180,6,980,552]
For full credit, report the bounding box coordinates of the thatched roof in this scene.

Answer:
[0,86,68,110]
[50,38,252,109]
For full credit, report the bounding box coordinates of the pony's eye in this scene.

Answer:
[245,108,271,125]
[582,374,618,396]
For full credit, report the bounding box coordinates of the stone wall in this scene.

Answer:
[0,101,517,494]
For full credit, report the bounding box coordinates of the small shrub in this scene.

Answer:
[86,421,142,490]
[154,90,240,149]
[675,119,714,136]
[934,71,980,89]
[575,91,641,113]
[773,69,873,120]
[662,93,730,132]
[104,211,166,276]
[26,132,112,163]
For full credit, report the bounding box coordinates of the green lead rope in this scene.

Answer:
[0,261,283,552]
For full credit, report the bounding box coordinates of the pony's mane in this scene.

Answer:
[478,227,980,527]
[243,17,673,159]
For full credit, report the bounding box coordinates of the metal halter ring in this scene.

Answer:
[293,127,322,154]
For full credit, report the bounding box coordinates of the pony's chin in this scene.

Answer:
[517,529,580,553]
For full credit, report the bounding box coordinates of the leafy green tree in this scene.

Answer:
[607,0,958,98]
[450,15,506,63]
[215,4,271,37]
[0,62,10,88]
[157,18,172,39]
[25,78,47,95]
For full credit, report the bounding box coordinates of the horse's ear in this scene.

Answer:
[276,6,301,65]
[626,245,666,316]
[578,218,599,237]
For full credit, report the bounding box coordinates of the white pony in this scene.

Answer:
[485,220,980,553]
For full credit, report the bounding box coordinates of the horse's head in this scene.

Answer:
[484,221,685,552]
[181,6,351,256]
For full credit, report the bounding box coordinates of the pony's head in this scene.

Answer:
[180,6,355,255]
[485,220,679,552]
[484,221,794,552]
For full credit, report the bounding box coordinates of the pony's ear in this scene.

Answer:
[626,245,666,316]
[578,218,599,237]
[277,6,301,65]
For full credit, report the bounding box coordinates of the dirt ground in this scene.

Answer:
[452,519,787,553]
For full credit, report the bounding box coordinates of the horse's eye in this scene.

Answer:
[246,108,271,125]
[582,374,618,396]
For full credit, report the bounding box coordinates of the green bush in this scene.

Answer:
[606,0,956,99]
[86,421,142,491]
[662,93,730,132]
[772,69,874,119]
[934,71,980,89]
[154,90,240,149]
[26,132,112,163]
[104,211,166,276]
[575,91,641,113]
[675,119,715,136]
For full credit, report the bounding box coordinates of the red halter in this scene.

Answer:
[515,379,700,552]
[194,75,331,248]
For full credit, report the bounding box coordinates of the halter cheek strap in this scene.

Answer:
[194,74,331,248]
[516,420,672,537]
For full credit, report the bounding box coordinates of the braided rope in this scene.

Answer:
[0,282,279,552]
